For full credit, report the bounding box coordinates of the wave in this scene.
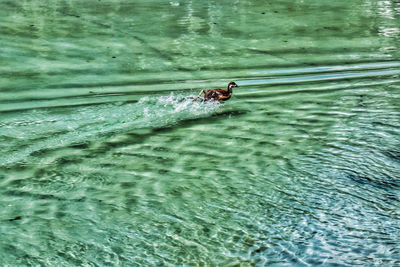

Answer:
[0,93,221,166]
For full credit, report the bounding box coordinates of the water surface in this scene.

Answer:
[1,0,399,265]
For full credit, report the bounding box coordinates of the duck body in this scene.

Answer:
[204,88,232,101]
[193,81,239,102]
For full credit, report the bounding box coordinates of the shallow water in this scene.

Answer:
[1,0,399,265]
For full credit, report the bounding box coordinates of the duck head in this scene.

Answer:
[227,81,239,91]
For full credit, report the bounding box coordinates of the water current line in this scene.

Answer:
[239,68,400,87]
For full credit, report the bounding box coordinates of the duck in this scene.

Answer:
[192,81,239,102]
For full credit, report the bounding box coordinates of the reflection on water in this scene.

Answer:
[1,0,399,265]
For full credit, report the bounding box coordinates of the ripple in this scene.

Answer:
[1,0,400,265]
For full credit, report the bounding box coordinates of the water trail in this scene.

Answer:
[0,93,221,166]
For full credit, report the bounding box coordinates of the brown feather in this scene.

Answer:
[192,82,238,102]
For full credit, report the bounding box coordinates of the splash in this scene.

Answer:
[0,93,221,166]
[138,92,221,127]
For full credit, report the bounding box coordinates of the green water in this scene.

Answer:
[1,0,399,265]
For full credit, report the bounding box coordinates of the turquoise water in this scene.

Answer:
[1,0,399,265]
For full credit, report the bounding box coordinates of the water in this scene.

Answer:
[1,0,399,265]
